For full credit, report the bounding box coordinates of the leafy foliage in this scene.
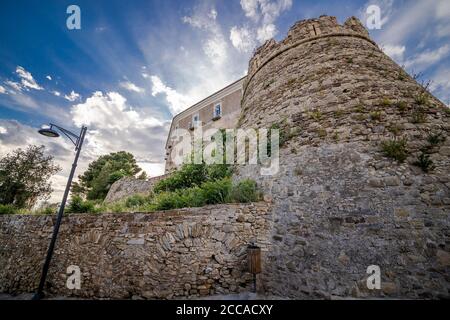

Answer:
[381,138,408,163]
[0,145,61,209]
[66,195,97,214]
[230,179,261,203]
[0,204,17,215]
[414,153,434,173]
[74,151,142,200]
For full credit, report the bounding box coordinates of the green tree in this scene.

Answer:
[75,151,142,200]
[0,145,61,209]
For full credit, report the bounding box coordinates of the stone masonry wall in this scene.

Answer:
[0,202,271,299]
[236,16,450,298]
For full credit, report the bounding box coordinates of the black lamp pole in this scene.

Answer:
[33,124,87,300]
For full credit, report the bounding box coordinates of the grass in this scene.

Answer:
[381,138,409,163]
[395,101,408,112]
[414,153,434,173]
[310,110,323,121]
[317,128,327,138]
[415,92,430,106]
[411,108,427,124]
[370,111,382,121]
[381,98,392,107]
[427,132,446,146]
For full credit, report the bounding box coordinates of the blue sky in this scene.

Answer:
[0,0,449,202]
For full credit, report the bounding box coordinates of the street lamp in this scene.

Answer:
[33,123,87,300]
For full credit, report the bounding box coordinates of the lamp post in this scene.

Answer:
[33,123,87,300]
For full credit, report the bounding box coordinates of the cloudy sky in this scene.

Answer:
[0,0,449,202]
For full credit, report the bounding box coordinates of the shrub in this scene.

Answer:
[427,132,446,146]
[150,178,259,211]
[310,110,323,121]
[415,92,429,106]
[414,153,434,173]
[152,192,184,211]
[396,101,408,112]
[0,204,17,215]
[411,108,427,123]
[35,206,56,215]
[231,179,260,203]
[153,163,207,193]
[66,195,96,213]
[370,111,382,121]
[202,178,232,204]
[381,98,392,107]
[381,138,408,163]
[125,194,150,208]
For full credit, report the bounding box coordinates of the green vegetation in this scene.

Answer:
[0,204,18,215]
[310,110,323,121]
[427,132,446,146]
[381,138,408,163]
[414,153,434,173]
[411,108,427,124]
[395,101,408,112]
[381,98,392,107]
[66,195,98,214]
[63,177,261,214]
[72,151,143,201]
[0,145,61,209]
[370,111,382,121]
[414,92,430,106]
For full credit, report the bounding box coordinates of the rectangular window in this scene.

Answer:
[192,114,199,123]
[213,103,222,119]
[191,114,200,129]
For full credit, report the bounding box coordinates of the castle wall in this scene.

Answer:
[236,16,450,298]
[0,203,272,299]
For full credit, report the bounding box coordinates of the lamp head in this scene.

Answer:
[38,125,60,138]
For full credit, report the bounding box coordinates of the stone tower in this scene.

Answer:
[236,16,450,298]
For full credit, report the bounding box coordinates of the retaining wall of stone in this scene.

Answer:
[0,202,272,299]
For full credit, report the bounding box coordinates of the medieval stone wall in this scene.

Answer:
[0,202,272,299]
[236,16,450,298]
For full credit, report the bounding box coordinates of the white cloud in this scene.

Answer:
[240,0,292,24]
[0,85,6,94]
[230,26,256,52]
[64,90,81,102]
[182,8,228,65]
[404,44,450,71]
[151,75,191,115]
[256,23,277,42]
[119,81,145,93]
[0,126,7,134]
[137,162,165,178]
[52,91,61,97]
[4,80,23,92]
[381,44,406,62]
[71,91,159,129]
[430,67,450,105]
[46,75,52,81]
[142,72,150,79]
[231,0,292,51]
[70,92,168,180]
[15,66,43,90]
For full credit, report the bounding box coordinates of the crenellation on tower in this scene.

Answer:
[246,16,377,93]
